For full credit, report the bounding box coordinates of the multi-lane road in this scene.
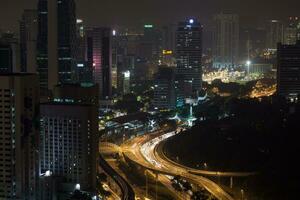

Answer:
[120,130,235,200]
[99,154,135,200]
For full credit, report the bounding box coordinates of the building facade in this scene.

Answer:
[277,41,300,100]
[37,0,77,93]
[153,67,176,110]
[212,12,239,69]
[176,19,203,98]
[40,102,98,192]
[20,9,38,73]
[86,27,112,99]
[0,74,39,200]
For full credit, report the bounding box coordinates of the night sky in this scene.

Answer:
[0,0,300,31]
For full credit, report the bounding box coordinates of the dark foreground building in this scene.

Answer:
[277,41,300,101]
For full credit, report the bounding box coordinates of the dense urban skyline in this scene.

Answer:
[1,0,300,31]
[1,0,300,199]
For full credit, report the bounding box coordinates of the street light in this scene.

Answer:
[246,60,251,75]
[241,189,245,200]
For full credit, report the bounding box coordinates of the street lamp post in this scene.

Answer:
[241,189,244,200]
[246,60,251,76]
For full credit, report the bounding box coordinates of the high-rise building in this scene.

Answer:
[40,101,98,193]
[0,34,20,73]
[277,41,300,101]
[162,24,176,52]
[139,24,163,65]
[53,83,99,106]
[20,9,38,73]
[266,20,284,49]
[176,19,203,98]
[75,19,92,84]
[37,0,77,93]
[0,43,13,73]
[212,12,239,69]
[284,17,300,45]
[86,27,112,99]
[153,66,176,110]
[0,73,39,200]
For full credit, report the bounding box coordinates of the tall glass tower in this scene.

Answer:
[176,19,203,98]
[37,0,77,94]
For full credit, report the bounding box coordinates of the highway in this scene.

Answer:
[120,130,235,200]
[99,154,135,200]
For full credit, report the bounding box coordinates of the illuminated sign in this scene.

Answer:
[144,24,153,28]
[123,71,130,78]
[163,50,173,55]
[77,63,84,67]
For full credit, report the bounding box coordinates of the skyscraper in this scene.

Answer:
[37,0,77,93]
[266,20,284,49]
[212,12,239,69]
[284,17,300,45]
[0,33,20,73]
[86,27,112,99]
[0,43,13,73]
[20,9,38,73]
[176,19,203,98]
[0,73,39,200]
[277,41,300,101]
[40,102,98,192]
[153,66,176,110]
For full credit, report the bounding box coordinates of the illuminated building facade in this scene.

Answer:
[212,12,239,69]
[37,0,77,93]
[266,20,284,49]
[40,102,98,192]
[153,66,176,110]
[0,74,39,200]
[176,19,203,98]
[284,17,300,45]
[86,27,112,99]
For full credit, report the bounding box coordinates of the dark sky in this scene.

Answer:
[0,0,300,31]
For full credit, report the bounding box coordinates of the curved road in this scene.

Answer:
[99,154,135,200]
[120,131,235,200]
[157,140,257,177]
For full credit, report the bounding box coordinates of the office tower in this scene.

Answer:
[37,0,77,93]
[75,19,92,84]
[0,43,13,73]
[0,73,39,200]
[86,27,112,99]
[153,66,176,110]
[20,9,38,73]
[277,41,300,100]
[284,17,300,45]
[176,19,203,98]
[118,70,131,95]
[76,19,86,61]
[53,83,99,106]
[40,100,98,193]
[117,54,135,93]
[162,24,176,52]
[266,20,284,49]
[212,12,239,69]
[139,24,163,65]
[0,34,20,73]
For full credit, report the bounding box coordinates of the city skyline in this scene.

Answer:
[1,0,300,31]
[1,0,300,199]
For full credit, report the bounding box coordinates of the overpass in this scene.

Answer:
[99,154,135,200]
